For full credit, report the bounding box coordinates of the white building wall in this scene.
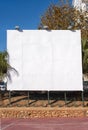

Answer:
[73,0,88,12]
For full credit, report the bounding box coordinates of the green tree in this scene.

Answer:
[38,1,88,73]
[82,39,88,73]
[0,51,17,82]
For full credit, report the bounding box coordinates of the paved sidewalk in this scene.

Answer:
[1,118,88,130]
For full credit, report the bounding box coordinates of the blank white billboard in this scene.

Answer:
[7,30,83,91]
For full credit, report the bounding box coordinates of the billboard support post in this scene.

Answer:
[47,91,50,105]
[64,91,67,106]
[9,91,11,106]
[82,91,84,107]
[0,92,2,106]
[27,91,29,106]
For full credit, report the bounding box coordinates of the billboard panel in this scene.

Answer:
[7,30,83,91]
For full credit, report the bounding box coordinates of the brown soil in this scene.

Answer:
[0,91,88,108]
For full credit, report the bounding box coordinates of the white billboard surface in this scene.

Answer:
[7,30,83,91]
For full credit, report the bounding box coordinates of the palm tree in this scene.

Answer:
[0,51,17,84]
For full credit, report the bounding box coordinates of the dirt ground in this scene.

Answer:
[0,91,88,107]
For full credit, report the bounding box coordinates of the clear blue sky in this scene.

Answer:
[0,0,72,51]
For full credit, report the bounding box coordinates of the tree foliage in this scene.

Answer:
[0,51,18,82]
[39,1,88,73]
[82,39,88,73]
